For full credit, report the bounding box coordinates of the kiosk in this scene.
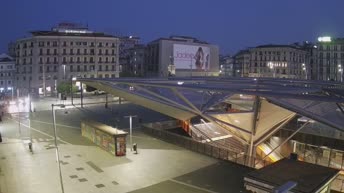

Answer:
[81,120,127,156]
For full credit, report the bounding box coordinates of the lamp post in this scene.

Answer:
[51,104,65,193]
[124,115,137,150]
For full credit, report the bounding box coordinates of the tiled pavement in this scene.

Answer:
[0,103,252,193]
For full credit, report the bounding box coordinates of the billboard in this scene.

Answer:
[173,44,210,71]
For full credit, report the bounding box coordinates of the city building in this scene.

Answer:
[233,49,251,77]
[118,36,142,77]
[315,36,344,82]
[219,55,235,77]
[145,36,219,77]
[0,53,15,95]
[7,42,16,58]
[15,23,120,96]
[234,45,308,79]
[120,44,145,77]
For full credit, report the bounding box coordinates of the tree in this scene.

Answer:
[57,81,78,95]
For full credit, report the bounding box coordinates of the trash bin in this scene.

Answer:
[133,143,138,154]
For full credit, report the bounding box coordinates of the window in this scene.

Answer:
[70,49,74,55]
[77,65,80,72]
[54,49,57,55]
[98,57,102,63]
[84,49,87,55]
[105,65,109,71]
[46,57,50,64]
[70,65,73,72]
[47,49,50,55]
[112,65,115,71]
[98,49,102,55]
[105,50,108,55]
[47,66,50,72]
[84,66,87,71]
[70,57,74,63]
[39,58,43,64]
[63,49,66,55]
[77,49,80,54]
[98,65,102,71]
[54,66,57,72]
[98,42,103,47]
[39,49,43,55]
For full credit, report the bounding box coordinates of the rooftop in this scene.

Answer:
[245,158,339,193]
[149,35,209,45]
[0,53,14,62]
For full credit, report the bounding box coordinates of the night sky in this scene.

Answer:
[1,0,344,54]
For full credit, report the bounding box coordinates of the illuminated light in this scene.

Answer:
[129,36,133,39]
[8,87,12,90]
[72,77,77,81]
[219,70,222,73]
[318,36,331,42]
[177,81,184,85]
[234,120,240,123]
[314,45,317,48]
[253,78,257,81]
[9,101,16,105]
[239,94,243,97]
[46,86,51,92]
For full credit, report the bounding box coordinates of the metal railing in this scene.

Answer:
[141,125,272,168]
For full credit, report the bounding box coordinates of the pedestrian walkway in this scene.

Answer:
[0,102,253,193]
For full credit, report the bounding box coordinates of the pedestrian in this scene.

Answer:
[0,132,2,143]
[0,115,2,122]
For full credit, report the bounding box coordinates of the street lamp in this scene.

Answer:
[51,104,66,193]
[124,115,137,151]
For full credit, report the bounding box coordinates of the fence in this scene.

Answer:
[141,125,272,168]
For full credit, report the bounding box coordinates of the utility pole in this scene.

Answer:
[124,115,137,150]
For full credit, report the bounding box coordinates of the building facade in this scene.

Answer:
[219,55,235,77]
[122,44,145,77]
[118,36,142,77]
[145,36,219,77]
[233,49,251,77]
[315,37,344,82]
[234,45,308,79]
[0,54,15,94]
[15,23,120,96]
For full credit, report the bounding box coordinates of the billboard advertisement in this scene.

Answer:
[173,44,210,71]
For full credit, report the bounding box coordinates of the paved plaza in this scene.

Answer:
[0,98,252,193]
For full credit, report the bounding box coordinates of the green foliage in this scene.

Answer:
[57,81,78,94]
